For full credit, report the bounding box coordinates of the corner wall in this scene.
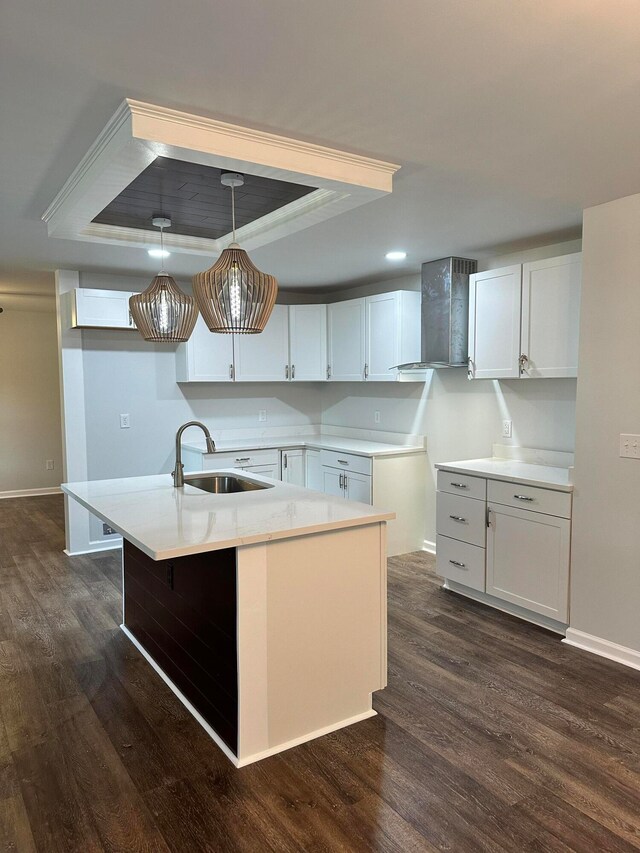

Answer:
[569,193,640,655]
[0,304,62,493]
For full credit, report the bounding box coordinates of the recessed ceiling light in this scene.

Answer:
[148,248,171,259]
[385,250,407,261]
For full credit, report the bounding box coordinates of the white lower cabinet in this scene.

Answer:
[321,466,372,503]
[305,449,322,491]
[197,449,281,479]
[280,449,305,486]
[435,467,572,629]
[486,503,570,622]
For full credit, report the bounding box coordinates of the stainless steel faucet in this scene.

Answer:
[172,421,216,487]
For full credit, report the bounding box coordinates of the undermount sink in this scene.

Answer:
[184,474,274,494]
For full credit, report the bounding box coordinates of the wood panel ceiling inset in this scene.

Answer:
[92,156,315,240]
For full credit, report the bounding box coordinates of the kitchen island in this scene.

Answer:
[62,471,394,767]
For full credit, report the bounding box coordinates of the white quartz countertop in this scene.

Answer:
[62,471,395,560]
[435,458,574,492]
[183,434,425,458]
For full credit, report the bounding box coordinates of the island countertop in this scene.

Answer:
[62,471,395,560]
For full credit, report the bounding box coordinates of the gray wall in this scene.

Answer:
[570,192,640,652]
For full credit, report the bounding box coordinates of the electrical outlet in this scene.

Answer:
[102,523,117,536]
[258,410,267,422]
[45,459,54,470]
[120,413,130,429]
[374,411,381,424]
[502,419,513,438]
[620,434,640,459]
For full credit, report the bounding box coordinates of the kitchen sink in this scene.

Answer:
[184,474,274,494]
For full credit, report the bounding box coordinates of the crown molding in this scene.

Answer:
[42,100,400,255]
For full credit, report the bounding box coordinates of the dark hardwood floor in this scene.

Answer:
[1,495,639,852]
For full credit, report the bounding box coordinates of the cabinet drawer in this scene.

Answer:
[320,449,372,476]
[487,479,571,518]
[203,448,280,469]
[437,470,486,501]
[436,492,486,547]
[436,535,485,592]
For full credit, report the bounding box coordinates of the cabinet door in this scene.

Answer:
[344,471,372,504]
[235,305,289,382]
[322,467,345,497]
[289,305,327,381]
[468,266,521,379]
[176,314,235,382]
[305,449,322,491]
[365,291,421,381]
[486,503,570,622]
[281,449,305,486]
[521,253,581,378]
[73,288,136,329]
[328,298,366,381]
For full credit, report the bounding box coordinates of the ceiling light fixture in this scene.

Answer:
[192,172,278,334]
[385,250,407,261]
[129,217,198,342]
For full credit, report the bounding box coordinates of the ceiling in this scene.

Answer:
[92,157,315,240]
[1,0,639,297]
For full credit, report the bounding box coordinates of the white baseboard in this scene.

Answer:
[563,628,640,672]
[0,486,61,500]
[423,539,436,554]
[64,541,122,557]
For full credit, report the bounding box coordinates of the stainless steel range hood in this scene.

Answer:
[395,256,477,370]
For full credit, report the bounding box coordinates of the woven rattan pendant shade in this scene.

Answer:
[193,243,278,334]
[129,274,198,342]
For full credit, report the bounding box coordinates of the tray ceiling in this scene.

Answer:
[92,157,315,240]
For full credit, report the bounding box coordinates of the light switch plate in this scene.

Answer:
[620,434,640,459]
[502,419,513,438]
[120,413,130,429]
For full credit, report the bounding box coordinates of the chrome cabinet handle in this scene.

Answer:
[291,364,295,379]
[344,474,348,490]
[283,453,288,469]
[364,363,368,380]
[327,364,331,379]
[128,310,135,327]
[450,482,467,489]
[339,473,344,489]
[514,494,534,501]
[236,457,250,463]
[337,459,349,465]
[449,515,467,522]
[519,353,529,374]
[449,559,466,568]
[467,356,474,380]
[285,364,289,379]
[229,363,234,380]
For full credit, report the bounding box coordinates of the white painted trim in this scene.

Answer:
[423,539,436,554]
[43,100,399,253]
[121,625,240,767]
[235,709,377,768]
[563,628,640,672]
[0,486,61,500]
[443,579,568,635]
[64,542,122,557]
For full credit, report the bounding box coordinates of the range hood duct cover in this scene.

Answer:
[396,256,477,370]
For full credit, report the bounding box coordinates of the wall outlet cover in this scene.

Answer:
[502,419,513,438]
[620,434,640,459]
[374,411,381,424]
[120,413,130,429]
[45,459,54,470]
[258,410,267,422]
[102,523,117,536]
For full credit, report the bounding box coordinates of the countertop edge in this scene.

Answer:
[434,461,574,493]
[183,438,426,458]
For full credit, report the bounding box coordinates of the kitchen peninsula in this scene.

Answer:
[63,471,393,767]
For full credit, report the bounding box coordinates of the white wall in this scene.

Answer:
[0,304,62,493]
[570,193,640,654]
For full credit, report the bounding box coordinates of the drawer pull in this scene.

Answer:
[449,559,466,568]
[235,457,250,463]
[337,459,349,465]
[514,494,535,501]
[450,482,468,489]
[449,515,467,523]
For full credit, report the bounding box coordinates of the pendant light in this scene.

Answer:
[192,172,278,334]
[130,217,199,342]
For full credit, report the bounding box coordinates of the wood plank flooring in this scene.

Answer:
[1,494,639,852]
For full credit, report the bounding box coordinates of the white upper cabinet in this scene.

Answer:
[469,254,582,380]
[365,291,421,381]
[234,304,290,382]
[70,288,137,330]
[289,304,327,381]
[520,253,582,379]
[176,314,235,382]
[328,298,366,381]
[468,266,522,379]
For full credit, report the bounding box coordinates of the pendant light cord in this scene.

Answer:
[159,223,165,274]
[231,183,237,243]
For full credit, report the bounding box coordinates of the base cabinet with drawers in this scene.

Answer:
[435,468,572,629]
